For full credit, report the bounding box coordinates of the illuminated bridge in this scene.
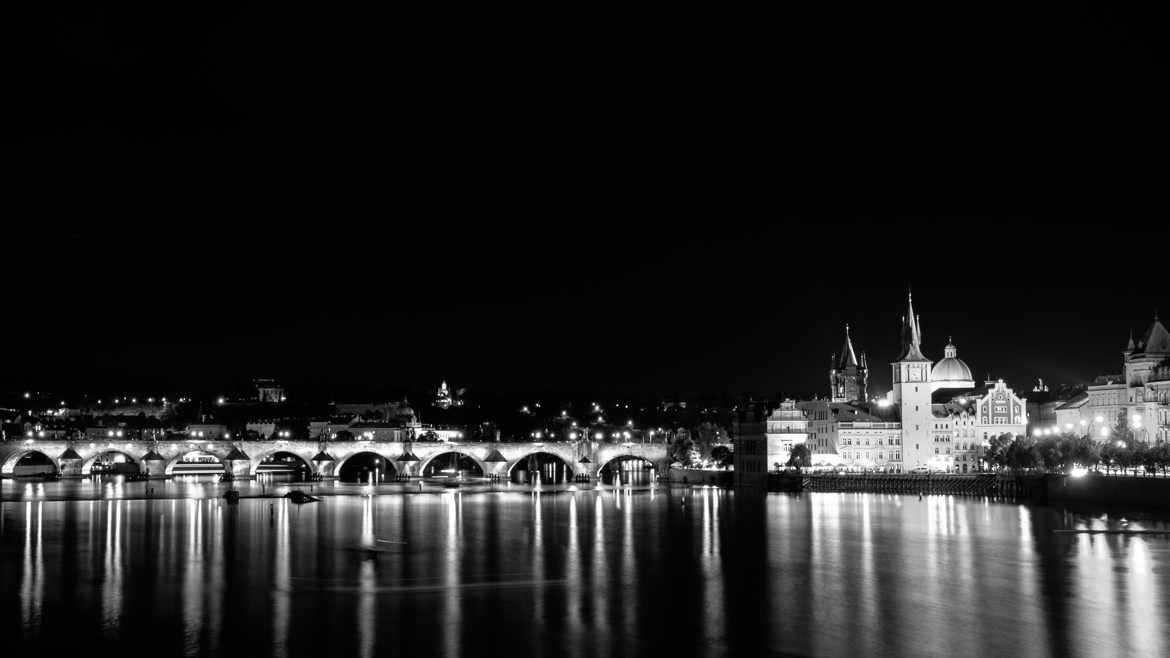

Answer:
[0,439,670,483]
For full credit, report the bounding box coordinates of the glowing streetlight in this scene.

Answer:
[217,397,226,405]
[593,432,604,440]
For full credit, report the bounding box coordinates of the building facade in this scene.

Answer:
[751,292,1029,476]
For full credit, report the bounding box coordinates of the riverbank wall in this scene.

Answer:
[1046,473,1170,509]
[766,473,1047,500]
[666,468,732,487]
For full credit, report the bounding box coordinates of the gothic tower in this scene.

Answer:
[830,324,868,402]
[890,291,934,470]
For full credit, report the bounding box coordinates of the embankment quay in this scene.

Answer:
[771,472,1170,508]
[0,438,669,480]
[773,472,1046,499]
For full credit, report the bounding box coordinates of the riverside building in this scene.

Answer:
[749,292,1029,478]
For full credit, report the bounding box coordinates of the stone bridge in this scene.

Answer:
[0,438,670,480]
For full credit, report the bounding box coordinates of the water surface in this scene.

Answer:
[2,482,1168,657]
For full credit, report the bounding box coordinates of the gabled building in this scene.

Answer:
[1072,315,1170,442]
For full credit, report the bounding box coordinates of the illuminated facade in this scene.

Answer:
[1065,316,1170,442]
[763,399,809,468]
[773,292,1029,473]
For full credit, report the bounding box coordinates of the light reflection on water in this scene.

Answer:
[1,490,1169,657]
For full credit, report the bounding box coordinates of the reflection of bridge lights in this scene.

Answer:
[594,432,604,440]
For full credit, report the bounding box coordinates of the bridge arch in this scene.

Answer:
[80,450,139,475]
[250,449,314,477]
[335,451,397,483]
[597,454,658,484]
[165,450,228,476]
[0,450,58,476]
[419,451,485,478]
[507,452,575,484]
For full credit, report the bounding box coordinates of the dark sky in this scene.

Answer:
[3,4,1166,399]
[3,220,1168,400]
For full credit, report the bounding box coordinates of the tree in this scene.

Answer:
[1007,436,1040,471]
[787,444,810,471]
[1155,443,1170,476]
[710,445,734,469]
[984,433,1014,470]
[669,429,695,466]
[1135,443,1158,475]
[1038,436,1064,472]
[1061,434,1099,471]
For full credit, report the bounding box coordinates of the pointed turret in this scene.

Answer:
[896,290,929,362]
[1140,313,1170,354]
[829,323,868,402]
[837,324,859,368]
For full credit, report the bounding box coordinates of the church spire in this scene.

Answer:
[896,290,929,361]
[837,323,858,368]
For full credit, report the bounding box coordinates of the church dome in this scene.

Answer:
[930,339,975,391]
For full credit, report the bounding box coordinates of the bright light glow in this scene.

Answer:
[570,432,578,439]
[1065,423,1073,430]
[1133,414,1142,422]
[593,432,603,440]
[23,392,30,399]
[1080,420,1087,426]
[217,397,225,405]
[1095,415,1104,423]
[1070,467,1088,478]
[1100,426,1111,437]
[877,399,892,408]
[1117,441,1125,447]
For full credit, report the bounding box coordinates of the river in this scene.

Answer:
[1,478,1168,657]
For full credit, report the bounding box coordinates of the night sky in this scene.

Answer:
[4,5,1166,400]
[4,220,1168,401]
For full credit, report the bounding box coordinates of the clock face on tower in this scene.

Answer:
[908,367,922,382]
